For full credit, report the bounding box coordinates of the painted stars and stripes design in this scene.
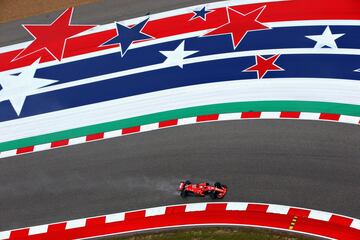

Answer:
[0,0,359,126]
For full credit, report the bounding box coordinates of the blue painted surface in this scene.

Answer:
[1,25,359,121]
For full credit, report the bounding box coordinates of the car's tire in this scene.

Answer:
[210,191,217,199]
[181,189,188,198]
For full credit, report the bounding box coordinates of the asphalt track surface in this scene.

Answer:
[0,0,359,233]
[0,120,359,230]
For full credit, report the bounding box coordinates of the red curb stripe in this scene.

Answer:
[159,119,178,128]
[122,126,141,135]
[241,112,262,118]
[329,215,353,226]
[125,210,146,220]
[288,208,311,218]
[319,113,340,121]
[196,114,219,122]
[51,139,69,148]
[16,146,34,154]
[247,204,269,212]
[280,111,301,118]
[86,133,104,141]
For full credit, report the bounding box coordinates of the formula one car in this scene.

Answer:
[178,180,227,199]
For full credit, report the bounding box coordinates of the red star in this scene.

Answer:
[13,8,96,61]
[243,54,284,79]
[205,6,269,49]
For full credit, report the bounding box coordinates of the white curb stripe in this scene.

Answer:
[226,202,248,211]
[28,224,48,235]
[308,210,333,221]
[266,204,290,215]
[185,203,207,212]
[65,218,87,230]
[105,212,125,223]
[145,206,167,217]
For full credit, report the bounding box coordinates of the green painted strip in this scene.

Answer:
[1,101,360,152]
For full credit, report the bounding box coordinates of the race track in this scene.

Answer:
[0,0,359,236]
[1,120,359,230]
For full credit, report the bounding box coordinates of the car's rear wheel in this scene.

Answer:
[181,189,188,198]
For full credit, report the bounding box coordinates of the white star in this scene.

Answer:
[305,26,344,49]
[0,59,57,116]
[160,41,198,68]
[355,68,360,72]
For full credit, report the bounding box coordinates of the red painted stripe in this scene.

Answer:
[288,208,311,218]
[319,113,341,121]
[329,215,353,227]
[246,204,268,212]
[241,112,261,118]
[159,119,178,128]
[125,210,146,220]
[280,111,301,118]
[122,126,141,135]
[0,0,358,72]
[16,146,34,154]
[86,133,104,141]
[196,114,219,122]
[51,139,69,148]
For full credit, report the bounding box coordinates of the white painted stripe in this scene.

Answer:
[1,78,360,143]
[0,231,10,240]
[65,218,86,230]
[0,150,17,158]
[308,210,332,221]
[141,123,159,132]
[299,112,321,120]
[185,203,207,212]
[260,112,280,118]
[266,204,290,214]
[226,202,248,211]
[339,115,360,124]
[105,212,125,223]
[145,206,166,217]
[350,219,360,230]
[28,224,48,235]
[104,129,122,139]
[34,143,52,151]
[218,113,241,121]
[68,136,86,145]
[178,117,197,125]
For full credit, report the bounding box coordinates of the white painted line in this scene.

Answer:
[266,204,290,215]
[141,123,159,132]
[260,112,280,119]
[105,212,125,223]
[68,136,86,145]
[308,210,332,221]
[218,113,241,121]
[34,143,52,151]
[178,117,197,125]
[185,203,207,212]
[145,206,167,217]
[0,150,17,158]
[0,231,10,240]
[350,219,360,230]
[299,112,321,120]
[226,202,248,211]
[339,115,359,124]
[28,224,48,235]
[65,218,86,230]
[104,129,122,139]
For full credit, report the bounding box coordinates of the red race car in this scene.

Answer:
[178,180,227,199]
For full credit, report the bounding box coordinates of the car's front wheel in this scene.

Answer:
[181,189,188,198]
